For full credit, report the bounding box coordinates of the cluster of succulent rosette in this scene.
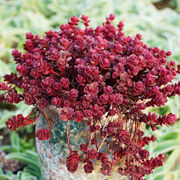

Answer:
[0,14,180,179]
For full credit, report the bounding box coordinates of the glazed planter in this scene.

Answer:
[35,106,129,180]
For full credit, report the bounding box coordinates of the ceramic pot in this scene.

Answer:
[35,106,128,180]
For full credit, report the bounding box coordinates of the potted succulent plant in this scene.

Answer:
[0,14,180,180]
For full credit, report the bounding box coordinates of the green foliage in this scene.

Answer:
[0,168,38,180]
[0,131,35,152]
[6,151,41,178]
[0,132,41,179]
[10,131,20,152]
[144,93,180,179]
[145,120,180,180]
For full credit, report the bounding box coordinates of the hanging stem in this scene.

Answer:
[66,120,72,153]
[43,110,52,130]
[32,110,41,121]
[86,131,89,145]
[94,133,98,150]
[98,134,107,152]
[52,70,61,77]
[25,111,41,125]
[111,157,120,166]
[26,107,36,119]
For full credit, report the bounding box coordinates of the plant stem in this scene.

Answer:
[26,107,36,118]
[33,111,41,121]
[52,70,61,77]
[66,120,72,153]
[98,135,107,152]
[25,109,40,125]
[43,110,52,130]
[86,131,89,145]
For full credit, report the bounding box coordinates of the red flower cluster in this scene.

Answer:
[0,14,180,179]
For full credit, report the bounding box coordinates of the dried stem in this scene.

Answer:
[98,134,107,152]
[86,129,89,145]
[66,120,72,153]
[43,110,52,130]
[88,133,94,146]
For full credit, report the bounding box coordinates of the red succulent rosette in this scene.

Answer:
[66,151,81,173]
[35,129,50,141]
[84,160,94,174]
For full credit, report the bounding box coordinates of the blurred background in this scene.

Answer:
[0,0,180,179]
